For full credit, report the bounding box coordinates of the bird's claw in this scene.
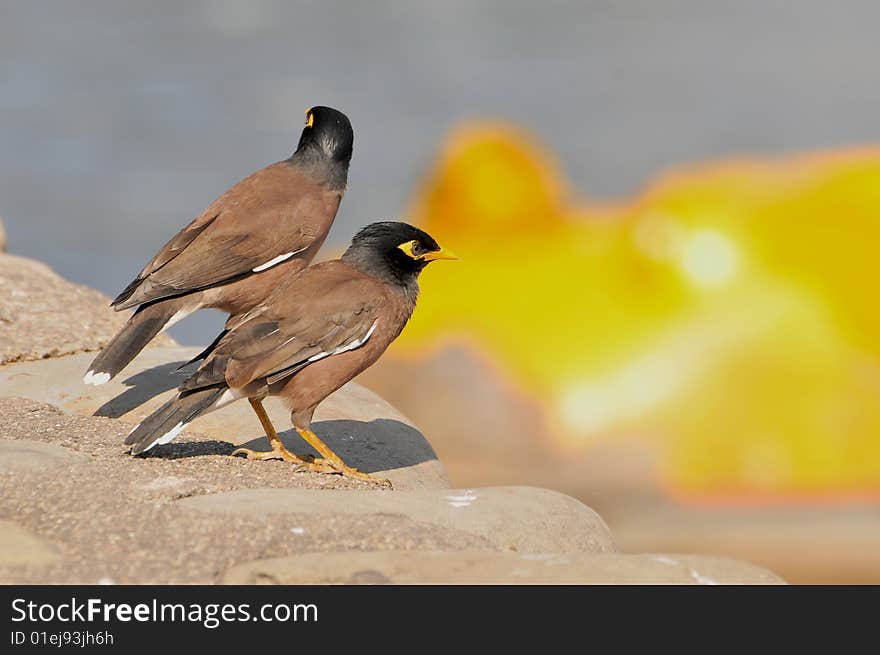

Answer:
[317,457,392,487]
[231,447,390,486]
[231,445,311,466]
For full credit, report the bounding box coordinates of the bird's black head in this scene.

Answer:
[342,221,457,289]
[295,106,354,164]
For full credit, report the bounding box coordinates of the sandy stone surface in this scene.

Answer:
[179,486,616,554]
[0,253,174,365]
[223,550,785,584]
[0,348,448,490]
[0,397,490,584]
[0,520,61,568]
[0,393,786,585]
[0,438,87,473]
[0,257,790,585]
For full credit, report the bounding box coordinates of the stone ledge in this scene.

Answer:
[0,250,790,585]
[178,486,617,554]
[0,253,174,365]
[0,399,484,584]
[0,348,448,490]
[0,521,60,569]
[0,396,787,584]
[0,438,86,473]
[222,550,785,585]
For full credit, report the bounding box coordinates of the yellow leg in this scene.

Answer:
[231,398,314,467]
[295,427,390,486]
[232,400,389,486]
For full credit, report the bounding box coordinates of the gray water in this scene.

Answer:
[3,0,880,344]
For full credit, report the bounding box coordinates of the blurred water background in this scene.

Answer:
[3,0,880,344]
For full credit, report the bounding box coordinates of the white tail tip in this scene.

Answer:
[83,370,111,386]
[138,421,187,454]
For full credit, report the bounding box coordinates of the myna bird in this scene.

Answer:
[124,222,457,483]
[83,106,354,385]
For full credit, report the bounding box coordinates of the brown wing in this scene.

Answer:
[112,161,339,309]
[179,262,385,393]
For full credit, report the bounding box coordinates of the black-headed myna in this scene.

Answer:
[84,106,354,385]
[124,222,456,483]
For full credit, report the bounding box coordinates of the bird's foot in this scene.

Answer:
[231,445,390,486]
[231,443,313,467]
[310,455,392,487]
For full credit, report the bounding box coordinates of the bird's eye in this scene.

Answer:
[397,239,426,260]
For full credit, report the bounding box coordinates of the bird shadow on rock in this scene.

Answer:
[235,419,439,474]
[139,440,237,460]
[93,360,197,418]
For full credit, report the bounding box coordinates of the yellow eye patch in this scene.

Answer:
[397,240,421,259]
[397,240,459,262]
[305,110,314,128]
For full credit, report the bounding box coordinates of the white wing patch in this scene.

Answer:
[252,246,308,273]
[264,321,379,386]
[307,320,379,363]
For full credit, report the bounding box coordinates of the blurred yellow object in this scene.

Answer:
[399,121,880,498]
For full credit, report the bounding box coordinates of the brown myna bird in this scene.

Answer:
[123,222,456,483]
[84,106,354,385]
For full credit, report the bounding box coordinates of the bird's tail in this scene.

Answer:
[125,386,228,455]
[84,297,196,385]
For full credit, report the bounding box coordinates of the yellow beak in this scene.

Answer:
[423,246,459,262]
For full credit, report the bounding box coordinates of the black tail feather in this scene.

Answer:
[85,298,191,384]
[125,386,225,455]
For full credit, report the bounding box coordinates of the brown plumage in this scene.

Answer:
[84,106,354,386]
[124,222,457,484]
